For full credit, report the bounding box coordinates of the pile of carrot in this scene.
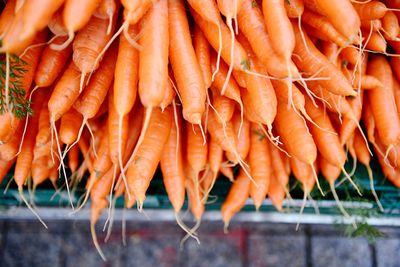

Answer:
[1,0,400,258]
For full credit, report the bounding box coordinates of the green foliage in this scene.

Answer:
[0,54,32,119]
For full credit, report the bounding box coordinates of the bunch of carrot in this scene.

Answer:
[1,0,400,258]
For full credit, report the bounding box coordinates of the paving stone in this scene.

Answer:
[2,230,62,267]
[120,229,183,267]
[183,228,245,267]
[311,236,372,267]
[376,238,400,267]
[245,222,306,236]
[248,234,307,267]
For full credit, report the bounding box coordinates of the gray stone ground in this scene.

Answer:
[0,220,399,267]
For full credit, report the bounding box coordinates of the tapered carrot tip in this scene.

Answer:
[186,113,202,125]
[126,196,136,209]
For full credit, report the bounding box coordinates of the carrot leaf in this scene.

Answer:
[0,54,32,119]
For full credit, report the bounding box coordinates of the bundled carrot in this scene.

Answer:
[1,0,400,258]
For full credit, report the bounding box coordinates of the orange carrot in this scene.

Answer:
[169,0,206,124]
[160,110,185,213]
[68,144,80,173]
[221,169,250,229]
[34,36,73,88]
[353,1,387,20]
[60,108,83,145]
[127,107,173,209]
[249,123,271,210]
[193,25,212,89]
[367,55,400,150]
[226,109,251,162]
[285,0,304,18]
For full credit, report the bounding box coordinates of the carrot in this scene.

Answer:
[240,87,263,124]
[68,144,80,172]
[284,0,304,18]
[341,47,361,66]
[353,1,387,20]
[313,0,361,42]
[186,123,208,202]
[290,156,315,203]
[48,9,68,37]
[19,0,64,40]
[392,75,400,115]
[186,168,205,223]
[221,169,250,230]
[48,62,82,122]
[0,158,16,184]
[382,11,400,40]
[238,0,294,78]
[34,36,72,88]
[353,129,383,210]
[302,10,348,47]
[361,28,387,52]
[190,8,248,76]
[367,55,400,152]
[208,135,224,177]
[292,23,356,96]
[127,107,173,209]
[72,15,117,92]
[108,90,129,165]
[60,108,83,145]
[169,0,206,124]
[54,0,102,50]
[193,25,212,89]
[360,19,382,31]
[210,87,235,124]
[74,43,118,119]
[249,123,271,210]
[210,54,244,110]
[268,140,290,210]
[14,89,45,188]
[274,97,322,192]
[123,0,154,25]
[94,0,118,35]
[263,0,295,63]
[160,109,185,213]
[161,76,176,111]
[220,165,234,182]
[304,96,346,168]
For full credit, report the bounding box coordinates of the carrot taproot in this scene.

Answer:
[361,28,387,52]
[186,123,208,202]
[313,0,361,42]
[0,158,16,184]
[249,123,271,210]
[14,89,45,187]
[353,1,387,20]
[353,129,384,210]
[160,109,185,213]
[382,11,400,40]
[221,169,250,230]
[208,136,224,178]
[367,55,400,151]
[48,62,82,122]
[94,0,118,34]
[127,107,173,209]
[34,36,72,88]
[238,0,297,78]
[284,0,304,18]
[72,14,117,92]
[48,9,68,37]
[60,108,83,145]
[54,0,102,50]
[340,46,360,66]
[190,8,248,75]
[193,25,212,89]
[210,87,235,124]
[169,0,206,124]
[301,10,348,47]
